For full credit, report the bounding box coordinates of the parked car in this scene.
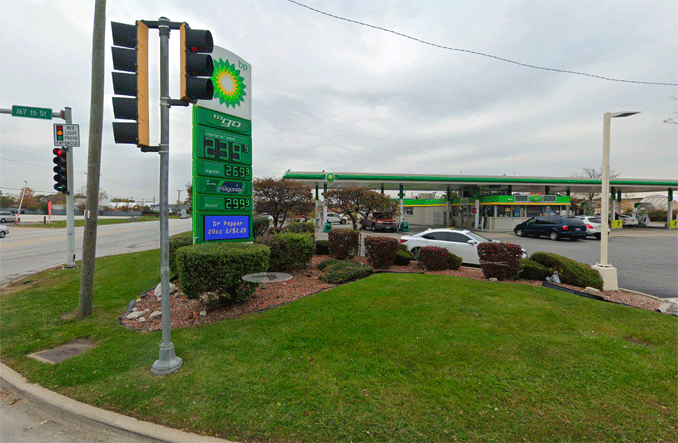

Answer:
[400,228,526,266]
[0,224,8,238]
[616,213,639,227]
[325,212,347,224]
[514,216,588,240]
[0,211,18,223]
[258,213,274,222]
[365,212,397,232]
[578,216,610,240]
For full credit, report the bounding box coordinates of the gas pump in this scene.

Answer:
[633,202,652,227]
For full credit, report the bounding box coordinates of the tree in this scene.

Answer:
[0,191,16,208]
[570,166,620,215]
[185,181,193,214]
[324,188,400,230]
[253,177,312,226]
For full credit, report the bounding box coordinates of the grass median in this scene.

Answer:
[1,250,676,442]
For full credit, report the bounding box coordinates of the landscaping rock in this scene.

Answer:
[149,310,162,319]
[489,277,498,282]
[585,287,601,295]
[155,282,177,301]
[126,309,149,320]
[657,299,678,316]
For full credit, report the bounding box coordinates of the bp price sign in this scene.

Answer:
[192,47,252,243]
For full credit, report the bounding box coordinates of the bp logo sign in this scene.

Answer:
[326,173,335,182]
[212,58,247,108]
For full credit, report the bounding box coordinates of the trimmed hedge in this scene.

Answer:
[394,248,414,266]
[175,243,270,302]
[252,216,270,238]
[169,235,193,273]
[364,236,399,269]
[315,240,330,256]
[284,221,315,235]
[328,229,360,259]
[518,258,551,281]
[319,261,374,284]
[254,232,314,273]
[529,252,604,290]
[447,251,463,270]
[418,246,449,271]
[317,259,360,271]
[477,242,523,281]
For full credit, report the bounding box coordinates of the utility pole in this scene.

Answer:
[78,0,107,317]
[16,180,28,224]
[177,189,181,205]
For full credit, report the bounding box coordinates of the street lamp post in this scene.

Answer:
[592,111,639,291]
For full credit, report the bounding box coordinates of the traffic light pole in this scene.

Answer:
[63,107,76,268]
[151,17,182,375]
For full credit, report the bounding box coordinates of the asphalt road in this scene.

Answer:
[0,217,193,287]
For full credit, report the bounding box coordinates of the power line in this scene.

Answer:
[286,0,678,87]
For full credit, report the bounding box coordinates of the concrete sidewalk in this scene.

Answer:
[0,363,234,443]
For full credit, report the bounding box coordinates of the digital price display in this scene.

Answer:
[196,159,252,180]
[199,196,252,212]
[204,215,251,241]
[195,126,252,165]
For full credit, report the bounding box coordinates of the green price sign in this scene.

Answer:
[196,159,252,180]
[12,105,52,120]
[198,195,252,212]
[194,126,252,165]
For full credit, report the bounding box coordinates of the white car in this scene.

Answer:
[325,212,347,224]
[579,216,610,240]
[0,211,18,223]
[0,224,8,238]
[399,228,526,266]
[258,213,274,222]
[617,214,639,227]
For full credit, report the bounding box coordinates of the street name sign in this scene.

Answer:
[12,105,52,119]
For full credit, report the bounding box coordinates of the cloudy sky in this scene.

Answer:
[1,0,676,202]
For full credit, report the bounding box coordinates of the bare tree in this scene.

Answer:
[571,166,620,214]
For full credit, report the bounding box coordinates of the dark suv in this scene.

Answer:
[514,216,588,241]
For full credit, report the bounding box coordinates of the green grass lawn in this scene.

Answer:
[18,215,160,228]
[1,251,676,442]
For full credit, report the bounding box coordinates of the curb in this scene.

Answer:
[0,363,235,443]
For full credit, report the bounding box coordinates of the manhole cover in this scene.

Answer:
[28,339,96,365]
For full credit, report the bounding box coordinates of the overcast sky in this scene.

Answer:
[1,0,676,202]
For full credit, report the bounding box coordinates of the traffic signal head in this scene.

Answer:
[180,22,214,102]
[111,20,149,147]
[52,148,68,194]
[55,125,64,142]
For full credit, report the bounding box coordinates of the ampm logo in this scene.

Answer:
[212,58,247,109]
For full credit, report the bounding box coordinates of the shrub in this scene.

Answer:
[252,216,270,238]
[418,246,450,271]
[176,243,270,302]
[267,226,284,235]
[319,261,374,284]
[284,221,315,235]
[447,251,463,270]
[328,229,360,259]
[394,248,414,266]
[530,252,604,290]
[169,234,193,273]
[518,258,551,281]
[254,232,314,273]
[315,240,330,256]
[363,236,399,269]
[476,242,523,281]
[317,259,361,271]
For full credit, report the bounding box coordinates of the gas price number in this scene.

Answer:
[224,196,251,211]
[224,164,251,180]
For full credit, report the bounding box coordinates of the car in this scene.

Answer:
[258,213,274,222]
[616,213,639,227]
[514,216,588,240]
[578,216,610,240]
[0,211,18,223]
[0,224,8,238]
[399,228,526,266]
[365,212,397,232]
[326,212,347,224]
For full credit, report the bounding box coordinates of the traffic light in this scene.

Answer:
[180,22,214,102]
[111,20,149,146]
[55,124,64,142]
[53,148,68,194]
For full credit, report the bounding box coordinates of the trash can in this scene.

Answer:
[323,222,332,232]
[400,222,409,232]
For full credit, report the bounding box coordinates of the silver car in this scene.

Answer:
[399,228,526,266]
[0,224,9,238]
[579,216,610,240]
[0,211,17,223]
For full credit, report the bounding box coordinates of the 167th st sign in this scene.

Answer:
[53,123,80,146]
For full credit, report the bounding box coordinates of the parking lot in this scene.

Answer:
[318,224,678,299]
